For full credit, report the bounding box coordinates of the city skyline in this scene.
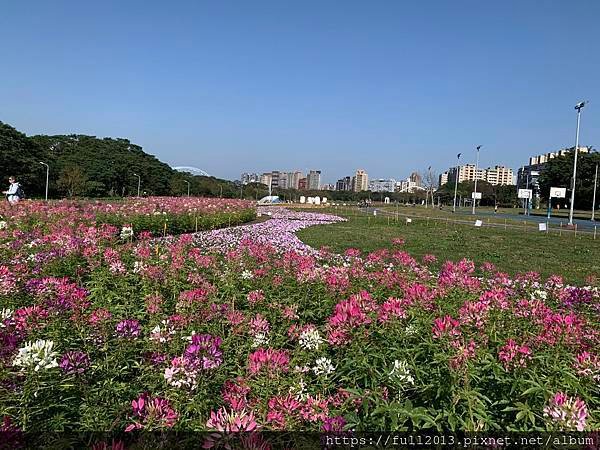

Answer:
[1,1,599,182]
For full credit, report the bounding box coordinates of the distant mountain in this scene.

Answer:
[0,121,243,199]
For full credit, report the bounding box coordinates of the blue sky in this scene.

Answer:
[1,1,599,183]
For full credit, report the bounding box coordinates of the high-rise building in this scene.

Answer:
[240,173,260,185]
[439,172,449,186]
[298,177,307,190]
[270,171,281,188]
[446,164,514,186]
[336,176,352,191]
[287,171,303,190]
[485,166,514,186]
[369,178,397,192]
[259,173,272,187]
[352,169,369,192]
[278,172,289,189]
[306,170,321,190]
[409,172,422,186]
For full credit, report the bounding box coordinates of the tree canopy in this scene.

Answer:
[538,151,600,209]
[0,121,241,199]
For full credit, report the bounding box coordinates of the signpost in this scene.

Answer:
[471,192,482,199]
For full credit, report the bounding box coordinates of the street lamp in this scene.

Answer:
[472,145,482,215]
[569,101,586,226]
[184,180,190,197]
[453,153,461,212]
[133,173,141,197]
[592,163,598,221]
[39,161,49,201]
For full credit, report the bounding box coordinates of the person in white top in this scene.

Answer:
[2,176,22,205]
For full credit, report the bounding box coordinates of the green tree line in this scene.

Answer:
[0,121,244,199]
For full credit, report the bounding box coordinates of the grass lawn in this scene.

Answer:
[296,207,600,285]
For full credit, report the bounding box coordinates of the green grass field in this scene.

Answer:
[296,207,600,285]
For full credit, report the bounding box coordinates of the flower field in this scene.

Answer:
[0,202,599,446]
[0,197,256,236]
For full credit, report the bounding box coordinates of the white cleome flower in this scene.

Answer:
[0,221,7,230]
[299,328,324,350]
[251,332,269,348]
[289,378,309,401]
[530,289,548,301]
[312,357,335,378]
[241,270,254,280]
[0,308,13,327]
[13,340,59,371]
[120,226,134,239]
[389,360,415,388]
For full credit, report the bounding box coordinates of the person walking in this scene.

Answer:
[3,176,23,205]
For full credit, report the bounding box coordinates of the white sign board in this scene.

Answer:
[307,197,314,204]
[314,196,321,205]
[471,192,482,200]
[550,187,566,198]
[384,197,390,204]
[474,220,483,227]
[518,189,532,199]
[406,218,412,224]
[539,223,547,232]
[373,210,377,216]
[322,197,327,203]
[299,196,306,204]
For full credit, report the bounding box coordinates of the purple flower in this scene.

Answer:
[322,415,347,432]
[59,351,90,375]
[115,319,141,338]
[184,334,223,369]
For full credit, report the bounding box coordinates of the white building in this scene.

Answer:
[368,178,397,192]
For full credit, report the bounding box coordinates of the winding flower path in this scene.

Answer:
[190,207,345,255]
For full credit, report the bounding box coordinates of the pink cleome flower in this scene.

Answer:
[498,339,532,370]
[248,348,289,376]
[432,315,461,339]
[125,393,178,432]
[206,406,259,432]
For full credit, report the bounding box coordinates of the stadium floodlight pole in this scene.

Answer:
[39,161,49,201]
[472,145,482,215]
[569,101,586,226]
[592,163,598,221]
[184,180,190,197]
[133,173,141,197]
[453,153,461,212]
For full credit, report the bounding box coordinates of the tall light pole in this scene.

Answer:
[39,161,49,201]
[569,101,586,225]
[453,153,461,213]
[472,145,482,215]
[184,180,190,197]
[427,166,433,208]
[133,173,141,197]
[592,163,598,221]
